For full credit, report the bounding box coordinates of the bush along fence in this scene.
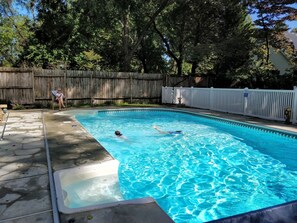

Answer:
[0,67,196,107]
[162,86,297,124]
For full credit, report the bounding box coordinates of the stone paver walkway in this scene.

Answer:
[0,111,52,223]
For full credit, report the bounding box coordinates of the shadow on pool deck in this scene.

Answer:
[0,111,53,223]
[45,109,174,223]
[0,106,296,223]
[45,113,113,172]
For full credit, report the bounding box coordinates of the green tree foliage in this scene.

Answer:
[245,0,297,63]
[153,0,254,81]
[237,0,297,88]
[210,0,255,87]
[35,0,73,48]
[0,0,33,66]
[1,0,296,88]
[22,0,74,68]
[70,0,172,72]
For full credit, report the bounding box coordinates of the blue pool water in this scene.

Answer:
[75,109,297,223]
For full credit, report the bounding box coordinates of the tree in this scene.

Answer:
[69,0,173,72]
[18,0,76,68]
[209,0,254,87]
[119,0,175,72]
[154,0,207,76]
[5,0,293,91]
[245,0,297,63]
[0,0,32,66]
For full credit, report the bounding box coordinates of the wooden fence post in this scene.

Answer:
[31,70,35,104]
[64,69,67,107]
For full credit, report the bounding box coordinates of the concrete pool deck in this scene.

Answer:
[0,106,296,223]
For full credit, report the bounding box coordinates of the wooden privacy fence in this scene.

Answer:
[35,69,164,105]
[0,68,34,104]
[0,68,196,106]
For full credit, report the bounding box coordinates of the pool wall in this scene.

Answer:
[206,200,297,223]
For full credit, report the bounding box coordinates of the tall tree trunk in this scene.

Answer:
[121,6,130,71]
[191,61,198,75]
[261,17,270,64]
[153,9,186,76]
[177,15,186,76]
[264,30,270,64]
[140,41,148,73]
[191,22,202,75]
[177,59,182,76]
[121,0,174,71]
[153,21,180,74]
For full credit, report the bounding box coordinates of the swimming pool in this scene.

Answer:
[75,109,297,223]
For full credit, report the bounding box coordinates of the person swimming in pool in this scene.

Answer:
[115,130,128,140]
[153,125,182,135]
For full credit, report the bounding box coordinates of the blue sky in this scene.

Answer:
[287,20,297,29]
[286,3,297,30]
[286,20,297,30]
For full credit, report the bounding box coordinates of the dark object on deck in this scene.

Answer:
[0,100,14,109]
[284,107,292,124]
[205,200,297,223]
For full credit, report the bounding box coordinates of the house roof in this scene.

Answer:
[284,31,297,51]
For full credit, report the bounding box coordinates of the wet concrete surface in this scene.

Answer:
[44,113,113,172]
[0,107,296,223]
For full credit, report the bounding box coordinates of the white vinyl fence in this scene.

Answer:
[162,86,297,124]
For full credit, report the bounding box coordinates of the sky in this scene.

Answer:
[286,20,297,31]
[284,3,297,30]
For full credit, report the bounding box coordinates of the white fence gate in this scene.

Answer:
[162,86,297,124]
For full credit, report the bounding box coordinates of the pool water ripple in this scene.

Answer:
[75,110,297,223]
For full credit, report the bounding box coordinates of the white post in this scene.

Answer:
[178,86,183,105]
[190,86,194,107]
[292,86,297,124]
[171,87,175,104]
[162,86,164,104]
[210,87,214,110]
[244,87,249,116]
[164,86,168,104]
